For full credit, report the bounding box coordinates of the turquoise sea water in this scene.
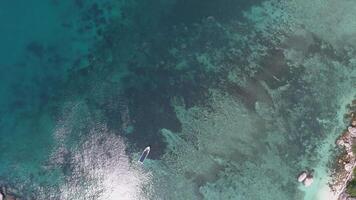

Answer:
[0,0,356,199]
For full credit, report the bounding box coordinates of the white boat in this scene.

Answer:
[138,146,150,163]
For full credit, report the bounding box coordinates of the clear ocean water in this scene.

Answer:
[0,0,355,199]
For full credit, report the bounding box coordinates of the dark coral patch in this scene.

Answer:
[26,41,45,58]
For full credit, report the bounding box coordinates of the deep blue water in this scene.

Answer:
[0,0,355,199]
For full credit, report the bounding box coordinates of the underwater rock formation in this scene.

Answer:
[303,177,314,187]
[297,170,314,186]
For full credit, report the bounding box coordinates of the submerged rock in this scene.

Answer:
[298,171,308,182]
[5,195,16,200]
[303,176,314,187]
[297,170,314,186]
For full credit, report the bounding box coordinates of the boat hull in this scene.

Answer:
[138,146,150,163]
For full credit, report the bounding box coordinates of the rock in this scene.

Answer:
[337,138,346,146]
[298,171,308,182]
[303,176,314,187]
[0,192,3,200]
[348,126,356,137]
[339,193,348,200]
[352,120,356,127]
[345,143,352,152]
[345,163,353,172]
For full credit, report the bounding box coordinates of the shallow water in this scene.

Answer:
[0,0,356,199]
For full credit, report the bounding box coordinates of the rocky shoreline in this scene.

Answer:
[334,100,356,200]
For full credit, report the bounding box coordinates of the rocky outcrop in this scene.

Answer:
[297,170,314,187]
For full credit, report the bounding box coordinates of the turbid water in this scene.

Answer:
[0,0,355,199]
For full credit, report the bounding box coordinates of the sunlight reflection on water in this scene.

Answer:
[59,131,149,200]
[45,103,150,200]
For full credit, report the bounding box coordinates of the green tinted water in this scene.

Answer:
[0,0,356,199]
